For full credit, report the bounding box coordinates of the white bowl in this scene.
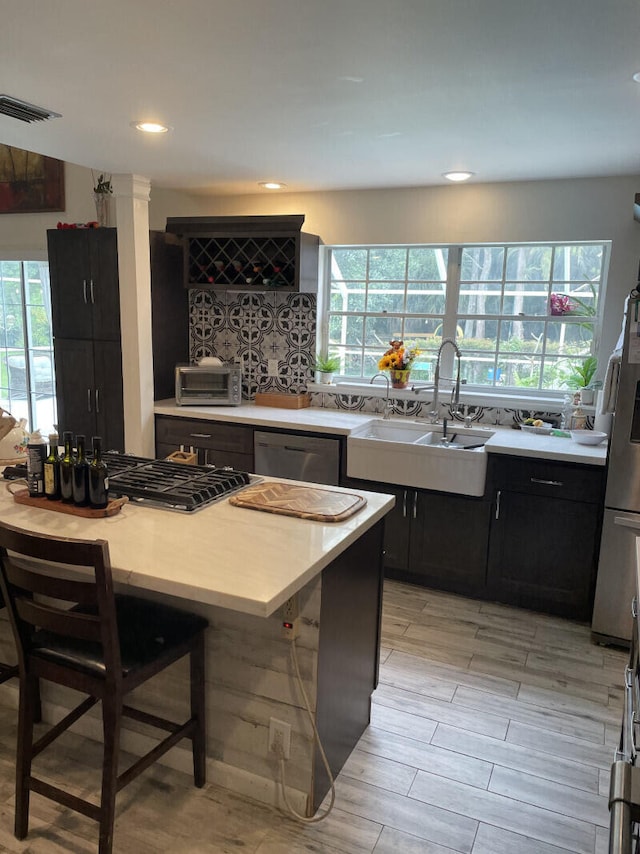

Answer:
[570,430,608,446]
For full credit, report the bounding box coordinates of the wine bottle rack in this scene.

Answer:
[188,236,296,288]
[166,215,320,293]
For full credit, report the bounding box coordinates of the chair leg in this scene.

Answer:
[14,672,37,840]
[32,678,42,725]
[190,632,206,788]
[98,693,122,854]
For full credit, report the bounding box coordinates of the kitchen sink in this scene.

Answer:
[347,419,494,496]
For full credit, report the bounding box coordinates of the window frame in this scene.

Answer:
[0,259,57,433]
[319,240,609,400]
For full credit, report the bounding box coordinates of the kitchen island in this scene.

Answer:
[0,475,394,815]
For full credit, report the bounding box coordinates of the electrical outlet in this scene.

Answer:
[268,359,279,377]
[281,595,300,639]
[283,594,298,622]
[268,717,291,759]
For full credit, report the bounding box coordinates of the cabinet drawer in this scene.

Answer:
[155,416,253,454]
[489,456,604,504]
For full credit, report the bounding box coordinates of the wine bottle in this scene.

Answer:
[88,436,109,509]
[26,429,47,497]
[59,431,75,503]
[43,433,60,500]
[72,434,89,507]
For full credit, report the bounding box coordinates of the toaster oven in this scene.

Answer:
[175,364,242,406]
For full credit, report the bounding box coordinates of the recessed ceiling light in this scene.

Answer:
[258,181,287,190]
[442,171,475,182]
[131,121,171,134]
[338,76,364,84]
[633,71,640,83]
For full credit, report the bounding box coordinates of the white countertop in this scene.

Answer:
[154,400,608,466]
[0,477,393,618]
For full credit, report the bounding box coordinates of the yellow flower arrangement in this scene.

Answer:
[378,340,420,372]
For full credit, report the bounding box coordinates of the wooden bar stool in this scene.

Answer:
[0,520,208,854]
[0,591,18,685]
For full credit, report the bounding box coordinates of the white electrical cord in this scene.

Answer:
[276,636,336,823]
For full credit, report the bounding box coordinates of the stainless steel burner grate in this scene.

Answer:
[101,453,253,511]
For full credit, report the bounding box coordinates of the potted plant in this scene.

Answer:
[313,353,340,384]
[568,355,599,403]
[92,171,113,226]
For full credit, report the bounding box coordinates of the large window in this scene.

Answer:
[324,241,608,393]
[0,261,56,433]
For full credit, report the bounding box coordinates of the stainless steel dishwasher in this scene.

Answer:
[253,431,340,485]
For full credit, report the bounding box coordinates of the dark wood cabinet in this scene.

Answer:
[48,229,187,452]
[150,232,188,400]
[48,228,124,450]
[409,489,492,595]
[53,338,124,451]
[165,215,320,293]
[341,476,490,596]
[155,415,254,470]
[486,455,605,620]
[47,228,120,341]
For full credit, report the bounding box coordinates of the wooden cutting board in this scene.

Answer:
[229,482,366,522]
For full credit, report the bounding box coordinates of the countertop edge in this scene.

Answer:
[154,401,608,466]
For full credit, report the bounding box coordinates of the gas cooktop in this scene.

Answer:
[102,453,254,512]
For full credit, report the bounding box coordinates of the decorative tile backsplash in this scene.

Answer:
[188,289,592,428]
[189,290,316,398]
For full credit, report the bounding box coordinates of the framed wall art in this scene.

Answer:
[0,144,65,213]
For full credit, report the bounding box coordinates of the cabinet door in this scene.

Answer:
[48,229,120,341]
[339,476,409,573]
[53,338,96,439]
[382,486,412,572]
[48,230,95,339]
[409,490,491,595]
[88,229,120,341]
[487,489,599,621]
[93,340,124,451]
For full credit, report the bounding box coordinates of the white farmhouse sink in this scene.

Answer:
[347,419,494,496]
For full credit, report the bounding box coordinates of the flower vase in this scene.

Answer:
[93,192,110,227]
[390,369,411,389]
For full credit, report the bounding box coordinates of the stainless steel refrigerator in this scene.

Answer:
[592,297,640,645]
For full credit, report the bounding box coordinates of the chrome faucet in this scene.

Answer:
[370,373,392,420]
[428,338,462,423]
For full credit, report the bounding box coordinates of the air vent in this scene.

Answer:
[0,95,61,124]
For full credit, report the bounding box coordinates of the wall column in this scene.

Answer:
[111,174,154,456]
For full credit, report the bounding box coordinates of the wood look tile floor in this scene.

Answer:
[0,580,625,853]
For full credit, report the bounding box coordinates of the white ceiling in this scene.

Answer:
[3,0,640,196]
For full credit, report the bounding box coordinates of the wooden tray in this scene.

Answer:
[11,489,128,518]
[254,392,311,409]
[229,482,366,522]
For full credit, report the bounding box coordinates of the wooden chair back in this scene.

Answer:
[0,521,122,685]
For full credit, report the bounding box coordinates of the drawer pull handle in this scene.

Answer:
[530,478,564,487]
[412,490,418,520]
[87,388,92,413]
[402,490,407,518]
[82,279,88,304]
[633,597,639,619]
[189,433,212,439]
[495,489,501,520]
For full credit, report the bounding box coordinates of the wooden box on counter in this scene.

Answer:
[254,392,311,409]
